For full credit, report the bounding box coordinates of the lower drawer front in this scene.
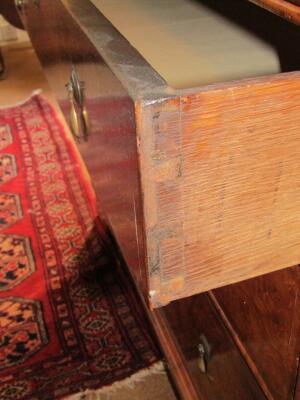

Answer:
[155,267,300,400]
[157,293,266,400]
[212,266,300,400]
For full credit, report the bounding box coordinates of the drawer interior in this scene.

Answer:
[90,0,300,88]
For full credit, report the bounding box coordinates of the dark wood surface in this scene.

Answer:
[0,0,23,29]
[248,0,300,25]
[212,266,300,400]
[154,266,300,400]
[22,0,149,299]
[0,49,4,79]
[159,292,266,400]
[295,372,300,400]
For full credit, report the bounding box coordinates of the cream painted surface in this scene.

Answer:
[0,16,29,43]
[91,0,281,88]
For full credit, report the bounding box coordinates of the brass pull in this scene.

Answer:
[69,98,81,142]
[197,334,211,374]
[81,105,90,135]
[15,0,28,12]
[33,0,40,9]
[66,66,90,143]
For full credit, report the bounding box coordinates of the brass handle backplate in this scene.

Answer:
[66,66,90,143]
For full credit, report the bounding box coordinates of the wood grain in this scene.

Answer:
[151,310,201,400]
[138,73,300,307]
[0,0,23,29]
[24,0,149,298]
[248,0,300,25]
[211,266,300,400]
[159,292,266,400]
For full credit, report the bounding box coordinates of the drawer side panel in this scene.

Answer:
[139,75,300,306]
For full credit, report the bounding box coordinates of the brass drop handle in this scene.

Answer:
[15,0,28,12]
[197,334,211,374]
[66,66,90,143]
[81,105,90,137]
[69,96,81,142]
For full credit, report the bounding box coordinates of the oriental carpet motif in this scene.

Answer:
[0,95,159,400]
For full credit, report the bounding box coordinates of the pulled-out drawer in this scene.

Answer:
[21,0,300,307]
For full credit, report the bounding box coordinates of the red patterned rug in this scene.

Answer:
[0,94,160,400]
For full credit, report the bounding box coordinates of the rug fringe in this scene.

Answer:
[0,89,42,109]
[64,361,165,400]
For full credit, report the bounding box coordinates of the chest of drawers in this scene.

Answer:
[19,0,300,307]
[17,0,300,398]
